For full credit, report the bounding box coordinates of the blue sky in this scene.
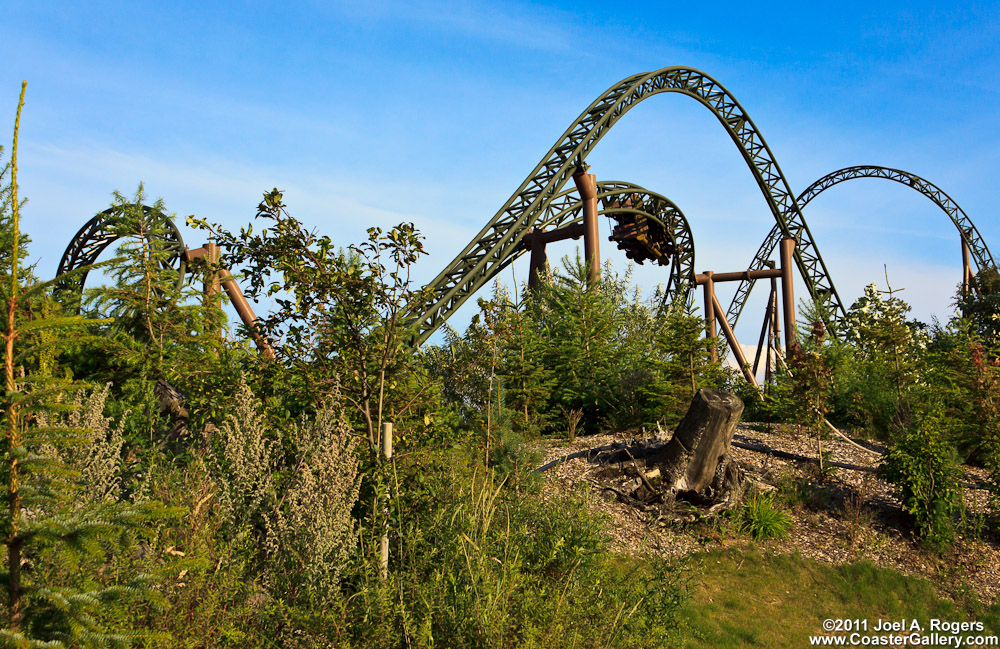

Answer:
[3,1,999,351]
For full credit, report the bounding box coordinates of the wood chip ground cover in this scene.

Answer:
[536,422,1000,604]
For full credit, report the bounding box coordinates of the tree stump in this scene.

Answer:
[647,388,744,504]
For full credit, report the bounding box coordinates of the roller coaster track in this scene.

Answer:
[498,180,696,302]
[56,205,187,307]
[56,183,696,312]
[406,66,844,346]
[725,165,997,335]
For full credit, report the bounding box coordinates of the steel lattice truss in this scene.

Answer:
[56,205,187,308]
[724,165,997,335]
[405,66,844,346]
[596,182,695,284]
[513,180,696,301]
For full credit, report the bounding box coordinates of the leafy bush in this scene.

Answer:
[879,407,962,548]
[190,191,431,454]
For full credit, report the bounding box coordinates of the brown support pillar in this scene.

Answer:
[752,296,772,378]
[712,293,760,391]
[962,237,972,298]
[770,272,781,351]
[751,261,777,378]
[779,238,796,354]
[219,268,276,359]
[767,275,780,388]
[702,271,717,362]
[205,241,221,307]
[573,169,600,285]
[528,229,548,289]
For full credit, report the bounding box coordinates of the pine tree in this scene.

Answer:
[535,254,619,434]
[653,288,721,419]
[73,185,240,442]
[1,82,171,648]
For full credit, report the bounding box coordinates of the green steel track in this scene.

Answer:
[405,66,845,346]
[508,180,696,302]
[724,165,997,336]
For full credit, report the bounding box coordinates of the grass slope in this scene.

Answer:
[676,548,1000,648]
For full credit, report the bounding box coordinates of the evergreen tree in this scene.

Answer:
[478,283,554,436]
[958,266,1000,344]
[652,287,722,421]
[535,254,620,434]
[75,186,233,442]
[1,82,171,648]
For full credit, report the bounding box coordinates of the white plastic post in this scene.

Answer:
[379,422,393,580]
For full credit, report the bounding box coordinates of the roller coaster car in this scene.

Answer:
[607,204,675,267]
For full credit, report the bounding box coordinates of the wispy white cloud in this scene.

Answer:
[325,0,576,52]
[18,142,476,290]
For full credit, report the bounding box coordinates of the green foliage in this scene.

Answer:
[879,405,962,548]
[734,490,792,541]
[529,255,621,434]
[427,257,726,440]
[330,450,687,648]
[207,377,362,604]
[484,378,544,494]
[957,266,1000,343]
[652,287,724,419]
[0,82,174,648]
[787,320,832,431]
[0,147,32,297]
[836,282,928,435]
[918,321,1000,506]
[190,190,431,453]
[71,185,240,447]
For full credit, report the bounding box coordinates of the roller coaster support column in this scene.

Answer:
[711,293,760,390]
[522,224,585,289]
[573,168,600,285]
[702,271,717,362]
[962,237,972,298]
[527,228,549,289]
[205,242,221,307]
[697,266,786,388]
[187,242,222,334]
[186,244,276,359]
[779,237,796,354]
[218,270,276,359]
[751,261,777,381]
[768,268,781,387]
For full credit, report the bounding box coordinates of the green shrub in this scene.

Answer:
[879,409,962,548]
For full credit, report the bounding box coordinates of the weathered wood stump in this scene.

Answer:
[646,388,744,506]
[155,379,190,442]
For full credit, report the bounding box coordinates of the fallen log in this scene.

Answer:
[532,442,629,474]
